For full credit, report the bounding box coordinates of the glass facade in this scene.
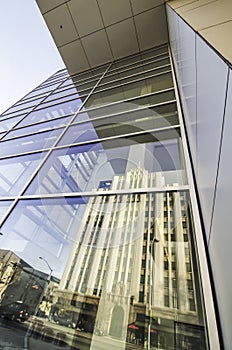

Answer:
[0,44,210,349]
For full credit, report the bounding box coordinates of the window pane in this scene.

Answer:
[0,153,47,196]
[0,116,23,132]
[4,116,72,140]
[16,100,79,128]
[0,191,207,349]
[26,134,186,195]
[59,102,178,146]
[0,201,12,220]
[0,129,62,157]
[86,72,173,108]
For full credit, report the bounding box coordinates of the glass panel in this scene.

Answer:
[110,44,168,71]
[70,64,107,82]
[78,89,175,121]
[37,95,87,113]
[99,63,171,89]
[0,153,47,196]
[26,132,186,196]
[0,201,12,220]
[0,116,23,132]
[16,101,80,128]
[42,87,87,102]
[0,129,62,157]
[1,107,33,118]
[59,76,99,92]
[104,56,170,82]
[196,37,228,236]
[17,90,54,105]
[9,96,46,112]
[4,116,72,140]
[86,72,173,108]
[59,102,178,146]
[22,87,55,100]
[0,191,207,349]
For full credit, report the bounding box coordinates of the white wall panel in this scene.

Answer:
[196,37,228,237]
[168,7,197,170]
[209,69,232,350]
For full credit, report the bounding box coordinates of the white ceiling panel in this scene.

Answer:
[36,0,66,14]
[131,0,164,15]
[44,4,78,47]
[135,6,168,51]
[59,40,90,74]
[68,0,104,37]
[81,30,113,67]
[97,0,132,26]
[106,18,139,59]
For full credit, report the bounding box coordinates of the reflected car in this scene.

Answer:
[0,301,30,322]
[53,315,76,329]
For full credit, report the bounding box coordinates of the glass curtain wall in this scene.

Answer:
[0,44,208,349]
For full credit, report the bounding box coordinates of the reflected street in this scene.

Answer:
[0,317,28,349]
[0,316,146,350]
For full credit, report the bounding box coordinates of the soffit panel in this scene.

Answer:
[131,0,164,15]
[135,7,168,51]
[68,0,104,37]
[44,4,79,47]
[59,40,90,75]
[36,0,168,75]
[106,18,140,60]
[36,0,66,14]
[97,0,132,27]
[81,30,114,67]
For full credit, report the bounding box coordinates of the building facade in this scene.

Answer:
[0,0,231,349]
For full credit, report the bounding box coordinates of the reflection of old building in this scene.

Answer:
[54,167,205,348]
[38,277,59,318]
[0,249,48,314]
[0,250,20,301]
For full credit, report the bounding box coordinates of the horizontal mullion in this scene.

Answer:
[11,185,189,201]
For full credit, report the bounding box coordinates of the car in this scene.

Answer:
[53,315,76,329]
[0,301,30,322]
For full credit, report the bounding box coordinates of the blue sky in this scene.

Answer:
[0,0,65,114]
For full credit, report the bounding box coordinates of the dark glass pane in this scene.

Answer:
[109,44,168,71]
[86,72,173,108]
[103,56,170,83]
[98,63,171,90]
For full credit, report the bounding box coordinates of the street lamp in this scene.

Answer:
[39,256,53,281]
[148,235,159,350]
[35,257,53,317]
